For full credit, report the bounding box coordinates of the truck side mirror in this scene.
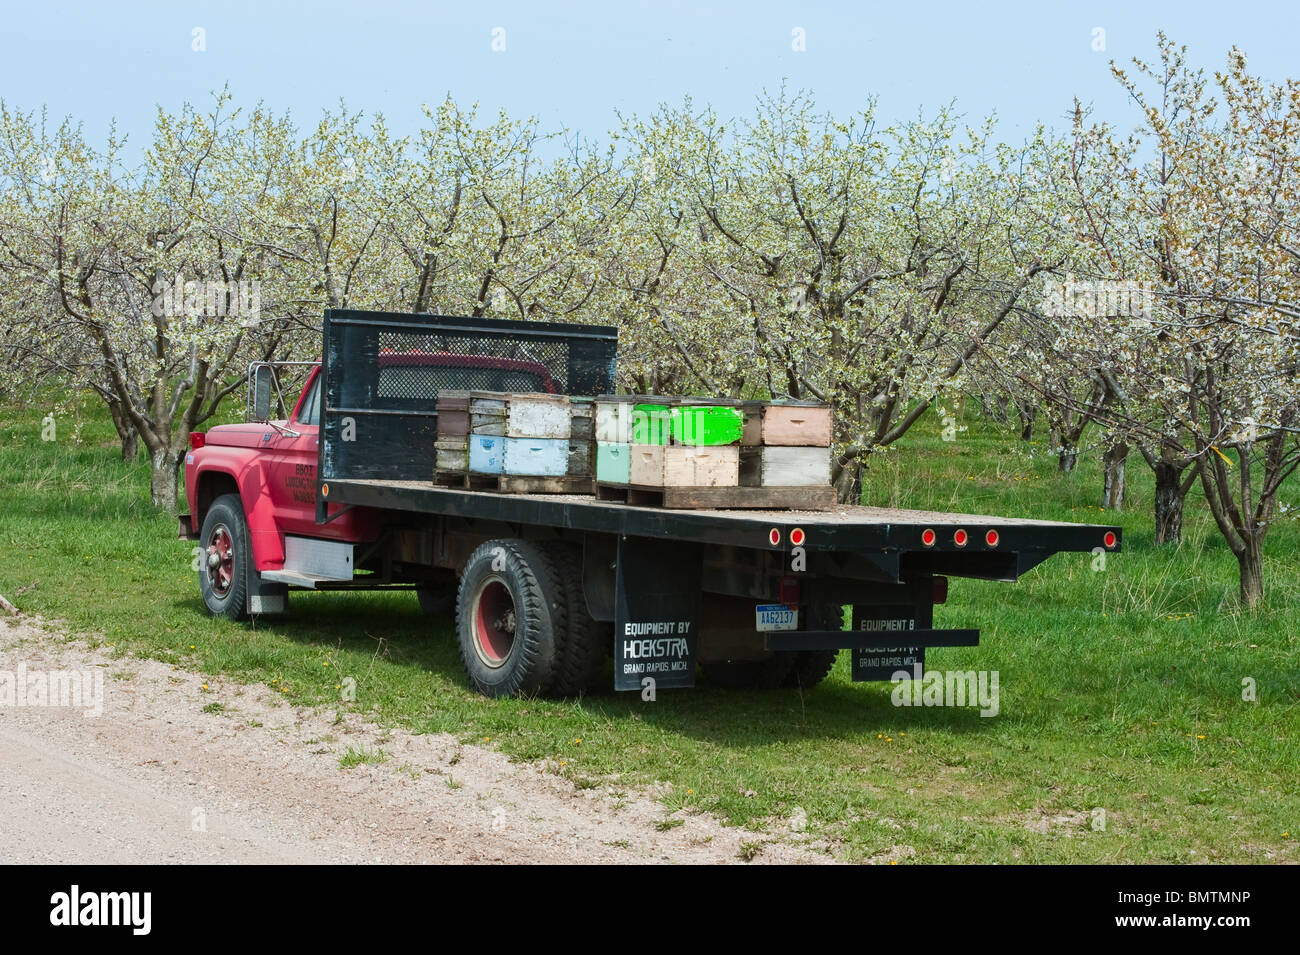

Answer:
[252,365,275,422]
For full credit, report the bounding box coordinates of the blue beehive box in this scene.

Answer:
[504,437,569,476]
[469,435,504,474]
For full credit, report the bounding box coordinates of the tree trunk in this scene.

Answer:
[1152,460,1186,544]
[150,448,182,511]
[1058,442,1078,472]
[1237,538,1264,610]
[833,458,862,505]
[1018,405,1035,442]
[108,398,139,461]
[1101,443,1127,510]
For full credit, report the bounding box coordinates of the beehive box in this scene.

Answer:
[760,402,833,447]
[595,396,634,443]
[436,389,471,437]
[741,402,765,446]
[506,394,571,439]
[595,396,678,444]
[740,446,830,487]
[570,398,596,442]
[596,441,631,483]
[630,445,740,487]
[503,437,568,476]
[435,436,469,472]
[469,434,504,474]
[568,440,593,477]
[672,405,743,446]
[470,394,507,436]
[569,398,595,477]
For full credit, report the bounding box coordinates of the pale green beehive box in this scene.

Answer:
[596,441,631,484]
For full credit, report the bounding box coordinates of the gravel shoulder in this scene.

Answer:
[0,614,832,865]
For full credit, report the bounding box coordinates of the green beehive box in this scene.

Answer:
[672,405,744,446]
[631,403,673,445]
[596,441,631,484]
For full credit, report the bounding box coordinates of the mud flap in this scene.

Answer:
[249,574,288,616]
[613,537,701,691]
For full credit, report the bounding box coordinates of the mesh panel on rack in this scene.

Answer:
[321,310,618,481]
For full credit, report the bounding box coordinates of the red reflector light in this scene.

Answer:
[1104,531,1117,548]
[769,528,781,546]
[954,529,969,547]
[985,529,999,547]
[790,527,805,546]
[189,431,205,450]
[933,576,949,604]
[921,528,936,547]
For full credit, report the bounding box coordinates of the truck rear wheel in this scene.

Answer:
[198,493,251,622]
[541,542,608,697]
[784,650,839,689]
[783,604,844,689]
[456,540,563,698]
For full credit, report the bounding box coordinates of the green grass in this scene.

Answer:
[338,746,389,769]
[1,391,1297,863]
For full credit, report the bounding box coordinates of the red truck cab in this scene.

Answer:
[181,352,556,619]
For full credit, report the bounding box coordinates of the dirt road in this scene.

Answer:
[0,614,830,865]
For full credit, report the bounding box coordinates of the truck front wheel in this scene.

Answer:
[198,493,251,622]
[456,540,563,698]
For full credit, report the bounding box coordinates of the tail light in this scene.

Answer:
[921,528,936,547]
[953,529,969,547]
[985,529,1000,547]
[1104,531,1117,548]
[779,575,800,605]
[189,432,205,450]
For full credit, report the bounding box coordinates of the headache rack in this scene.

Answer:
[318,309,619,483]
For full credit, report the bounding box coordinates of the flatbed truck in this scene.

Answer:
[180,309,1121,698]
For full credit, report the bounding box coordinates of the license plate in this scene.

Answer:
[755,604,798,632]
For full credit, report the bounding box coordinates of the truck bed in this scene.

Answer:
[321,478,1120,561]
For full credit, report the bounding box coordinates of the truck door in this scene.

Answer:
[265,369,325,539]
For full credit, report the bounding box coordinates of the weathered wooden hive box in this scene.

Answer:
[435,390,471,472]
[630,445,740,487]
[469,394,508,436]
[506,394,571,439]
[569,397,596,477]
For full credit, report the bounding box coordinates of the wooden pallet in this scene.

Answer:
[595,482,836,510]
[434,471,595,495]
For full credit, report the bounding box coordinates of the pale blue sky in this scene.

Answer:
[1,1,1295,152]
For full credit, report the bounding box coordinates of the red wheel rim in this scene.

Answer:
[472,578,516,668]
[206,524,235,597]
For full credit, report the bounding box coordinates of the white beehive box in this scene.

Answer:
[741,446,830,486]
[506,394,571,439]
